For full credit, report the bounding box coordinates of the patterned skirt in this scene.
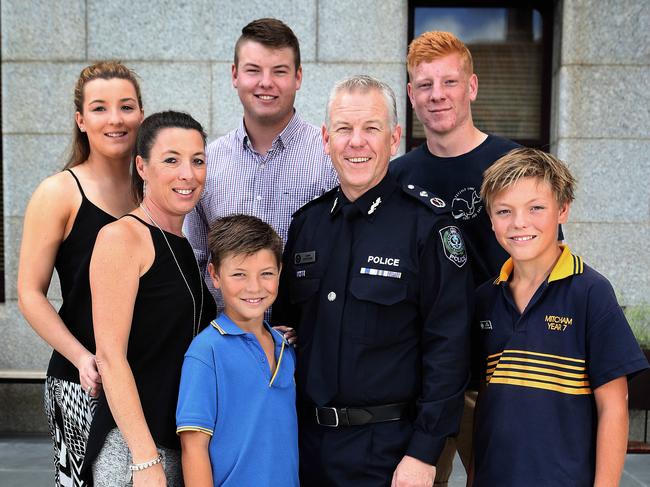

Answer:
[44,376,98,486]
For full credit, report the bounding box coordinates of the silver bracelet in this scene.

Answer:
[129,454,162,472]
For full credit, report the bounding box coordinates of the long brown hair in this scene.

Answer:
[64,61,143,169]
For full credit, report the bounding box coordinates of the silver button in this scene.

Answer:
[407,184,415,190]
[327,292,336,301]
[256,195,262,201]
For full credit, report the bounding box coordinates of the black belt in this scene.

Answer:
[307,402,411,427]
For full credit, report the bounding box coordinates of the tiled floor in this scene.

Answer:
[1,435,648,486]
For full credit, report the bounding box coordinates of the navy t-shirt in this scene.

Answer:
[390,135,519,288]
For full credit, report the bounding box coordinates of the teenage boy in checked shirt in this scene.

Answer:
[176,215,298,487]
[184,18,337,311]
[470,147,649,487]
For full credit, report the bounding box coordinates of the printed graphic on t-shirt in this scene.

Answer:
[545,314,574,332]
[452,187,483,220]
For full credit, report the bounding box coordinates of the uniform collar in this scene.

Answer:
[330,173,398,221]
[493,245,584,285]
[548,245,584,282]
[211,312,286,343]
[236,110,302,152]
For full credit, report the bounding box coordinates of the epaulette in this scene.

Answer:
[291,186,339,218]
[400,183,451,215]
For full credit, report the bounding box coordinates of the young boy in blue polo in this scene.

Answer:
[471,148,649,487]
[176,214,298,486]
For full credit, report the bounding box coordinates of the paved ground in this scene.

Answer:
[1,434,648,486]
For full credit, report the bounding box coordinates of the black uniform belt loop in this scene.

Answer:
[311,402,410,427]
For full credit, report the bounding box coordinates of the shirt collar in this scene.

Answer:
[211,312,286,343]
[235,110,303,151]
[329,173,398,221]
[493,244,584,285]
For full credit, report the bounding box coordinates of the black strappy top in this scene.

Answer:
[83,214,215,475]
[48,169,116,382]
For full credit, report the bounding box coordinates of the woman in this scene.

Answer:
[85,111,216,486]
[17,61,144,486]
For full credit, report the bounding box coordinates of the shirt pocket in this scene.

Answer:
[289,278,321,304]
[348,276,412,344]
[289,277,321,347]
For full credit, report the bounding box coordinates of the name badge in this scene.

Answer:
[294,251,316,265]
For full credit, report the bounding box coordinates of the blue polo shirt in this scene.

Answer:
[473,245,649,487]
[176,313,298,486]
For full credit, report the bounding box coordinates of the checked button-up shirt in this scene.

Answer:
[184,111,338,309]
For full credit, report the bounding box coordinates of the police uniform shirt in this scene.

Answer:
[390,135,519,287]
[473,245,649,487]
[273,174,473,464]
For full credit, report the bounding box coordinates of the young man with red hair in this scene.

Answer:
[390,31,519,486]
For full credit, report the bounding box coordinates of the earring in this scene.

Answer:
[143,180,147,196]
[80,127,86,132]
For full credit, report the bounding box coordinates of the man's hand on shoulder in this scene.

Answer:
[391,455,435,487]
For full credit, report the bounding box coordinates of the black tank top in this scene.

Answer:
[48,169,116,382]
[83,214,215,475]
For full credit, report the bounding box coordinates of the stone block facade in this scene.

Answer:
[553,0,650,305]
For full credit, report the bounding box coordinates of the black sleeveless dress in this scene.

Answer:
[49,169,116,382]
[82,214,215,477]
[44,169,116,487]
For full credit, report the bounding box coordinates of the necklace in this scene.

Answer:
[139,203,203,337]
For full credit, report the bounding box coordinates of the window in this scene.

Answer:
[407,1,553,150]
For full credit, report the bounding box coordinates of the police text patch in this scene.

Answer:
[439,226,467,268]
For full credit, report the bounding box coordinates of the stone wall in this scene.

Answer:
[552,0,650,305]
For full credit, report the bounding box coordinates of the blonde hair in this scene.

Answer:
[407,31,473,78]
[65,61,143,169]
[481,147,576,211]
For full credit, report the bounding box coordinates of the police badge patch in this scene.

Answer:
[439,226,467,268]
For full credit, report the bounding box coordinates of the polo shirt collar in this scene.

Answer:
[493,244,584,285]
[236,109,302,151]
[211,313,246,335]
[548,245,584,282]
[329,173,398,221]
[211,312,284,343]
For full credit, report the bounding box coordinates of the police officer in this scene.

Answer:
[273,75,473,487]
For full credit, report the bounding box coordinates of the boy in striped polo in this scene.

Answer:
[471,148,648,486]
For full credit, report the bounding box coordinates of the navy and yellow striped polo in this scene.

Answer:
[472,245,648,487]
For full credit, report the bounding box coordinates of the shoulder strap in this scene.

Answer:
[121,213,150,227]
[65,168,86,199]
[400,182,451,215]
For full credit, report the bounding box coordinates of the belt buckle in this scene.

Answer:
[315,407,339,427]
